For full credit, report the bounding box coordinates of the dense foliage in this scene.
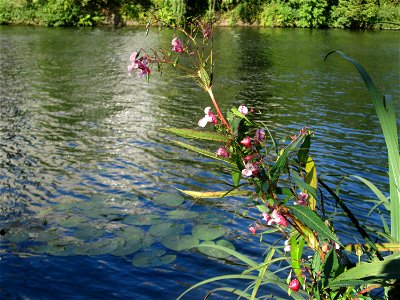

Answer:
[0,0,399,28]
[127,21,400,299]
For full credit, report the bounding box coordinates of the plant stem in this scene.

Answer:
[207,88,231,132]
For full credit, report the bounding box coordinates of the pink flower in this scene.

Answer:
[294,192,308,206]
[244,155,253,163]
[216,147,229,158]
[171,37,184,53]
[242,163,258,177]
[249,226,257,234]
[238,105,248,115]
[262,212,272,223]
[198,107,218,127]
[263,210,288,227]
[240,137,252,148]
[284,240,291,253]
[128,52,151,78]
[289,278,300,292]
[255,129,265,143]
[202,23,212,40]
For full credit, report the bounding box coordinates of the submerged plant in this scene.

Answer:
[128,20,400,299]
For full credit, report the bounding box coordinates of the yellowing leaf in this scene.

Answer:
[177,189,250,199]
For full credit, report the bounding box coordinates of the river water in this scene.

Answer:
[0,26,399,299]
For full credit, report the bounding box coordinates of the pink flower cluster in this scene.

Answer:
[294,192,308,206]
[171,37,184,53]
[128,52,151,79]
[241,162,258,177]
[262,210,288,227]
[198,107,218,127]
[216,146,229,158]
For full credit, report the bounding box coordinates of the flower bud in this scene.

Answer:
[240,137,252,148]
[289,278,300,292]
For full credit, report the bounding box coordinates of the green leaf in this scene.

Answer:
[290,234,305,285]
[149,222,185,237]
[161,234,199,251]
[270,136,305,182]
[330,256,400,287]
[192,224,225,241]
[167,209,199,220]
[326,51,400,242]
[232,169,241,187]
[322,248,345,287]
[290,170,318,202]
[348,175,390,211]
[170,140,230,162]
[297,135,311,164]
[153,193,185,207]
[132,249,176,268]
[288,205,342,246]
[161,128,229,143]
[197,241,257,267]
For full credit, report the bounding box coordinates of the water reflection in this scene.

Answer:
[0,25,398,299]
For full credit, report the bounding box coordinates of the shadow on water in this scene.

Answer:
[0,25,399,299]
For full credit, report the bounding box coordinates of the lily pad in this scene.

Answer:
[58,215,88,228]
[153,194,185,207]
[149,223,184,237]
[74,227,106,240]
[123,214,163,225]
[5,229,30,243]
[110,238,142,256]
[132,249,176,268]
[192,224,225,241]
[198,239,235,259]
[167,209,199,220]
[114,226,145,240]
[73,237,124,256]
[160,234,199,251]
[36,229,61,242]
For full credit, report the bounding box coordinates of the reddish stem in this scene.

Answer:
[207,88,232,133]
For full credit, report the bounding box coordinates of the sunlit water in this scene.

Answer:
[0,26,399,299]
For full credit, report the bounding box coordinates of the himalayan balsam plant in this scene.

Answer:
[128,20,400,300]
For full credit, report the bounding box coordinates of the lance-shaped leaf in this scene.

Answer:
[161,128,229,143]
[170,140,230,162]
[270,136,305,182]
[344,242,400,253]
[290,234,305,285]
[177,188,250,199]
[330,255,400,287]
[305,157,317,210]
[288,205,342,247]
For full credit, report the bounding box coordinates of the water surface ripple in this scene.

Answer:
[0,26,399,299]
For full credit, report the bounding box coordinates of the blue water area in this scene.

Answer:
[0,25,399,299]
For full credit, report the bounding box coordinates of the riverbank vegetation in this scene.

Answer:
[0,0,399,29]
[129,20,400,299]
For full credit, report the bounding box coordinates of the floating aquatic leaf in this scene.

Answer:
[123,214,164,225]
[58,215,88,228]
[192,224,225,241]
[5,229,30,243]
[114,226,145,240]
[161,234,199,251]
[36,229,60,242]
[198,240,235,258]
[110,238,143,256]
[132,249,176,268]
[149,223,184,237]
[153,194,185,207]
[74,227,106,240]
[73,237,124,256]
[167,209,199,220]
